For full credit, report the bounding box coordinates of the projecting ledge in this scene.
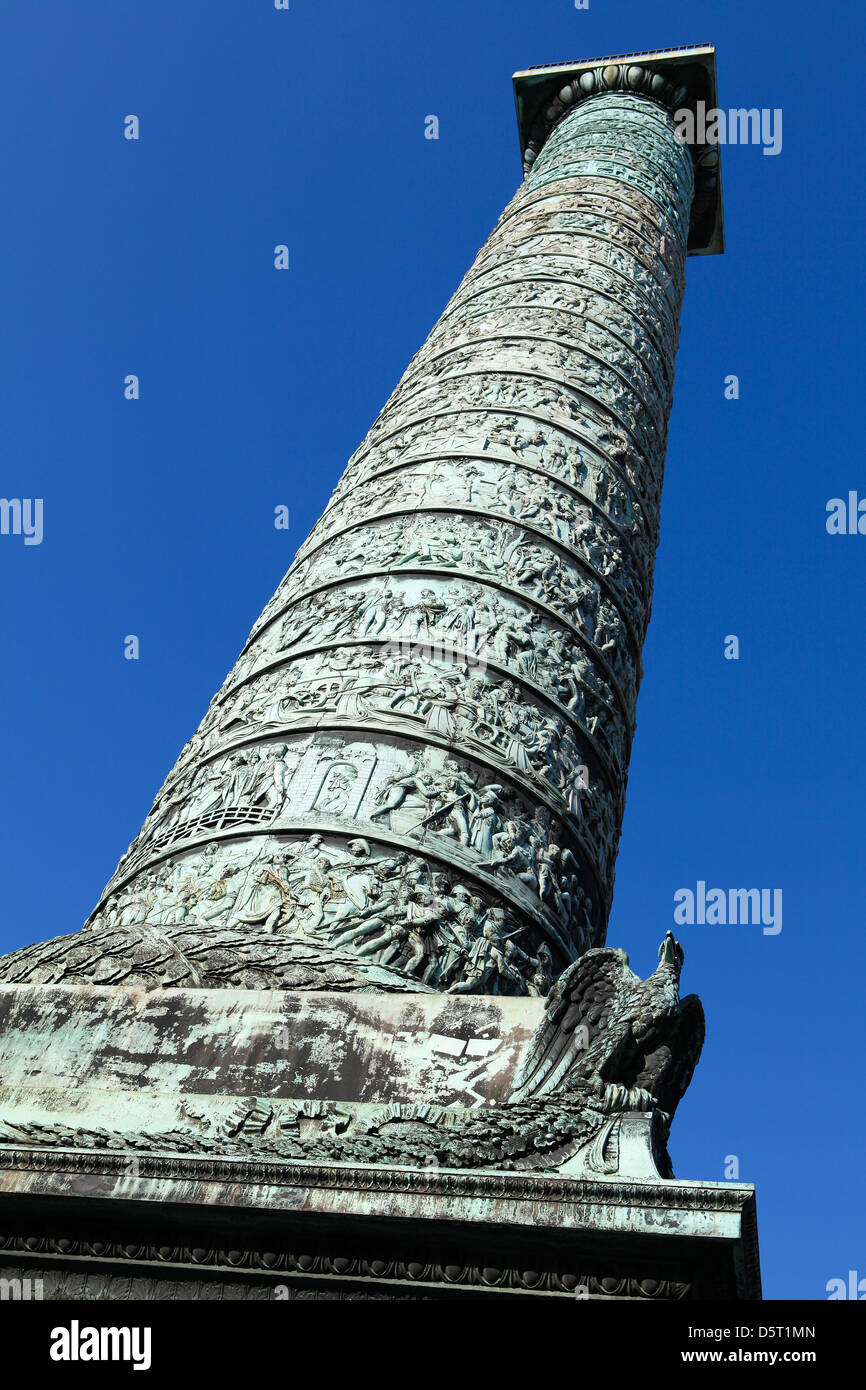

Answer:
[513,45,724,255]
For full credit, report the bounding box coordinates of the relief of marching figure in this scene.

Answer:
[90,721,604,975]
[2,827,560,998]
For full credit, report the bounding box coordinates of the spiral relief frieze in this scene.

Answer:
[47,91,695,999]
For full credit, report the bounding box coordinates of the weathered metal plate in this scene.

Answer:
[0,983,544,1126]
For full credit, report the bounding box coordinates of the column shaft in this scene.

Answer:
[86,91,695,997]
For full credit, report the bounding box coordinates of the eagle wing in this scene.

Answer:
[634,993,706,1121]
[509,947,637,1103]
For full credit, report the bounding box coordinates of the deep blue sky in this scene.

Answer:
[1,2,862,1301]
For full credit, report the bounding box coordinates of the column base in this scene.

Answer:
[0,980,760,1300]
[0,1156,759,1301]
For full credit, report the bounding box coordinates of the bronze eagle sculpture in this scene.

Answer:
[509,931,705,1126]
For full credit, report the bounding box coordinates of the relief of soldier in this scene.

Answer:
[88,833,564,997]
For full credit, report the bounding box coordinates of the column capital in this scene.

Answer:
[513,45,723,256]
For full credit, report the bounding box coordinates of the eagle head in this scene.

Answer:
[657,930,684,973]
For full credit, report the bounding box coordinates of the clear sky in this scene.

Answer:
[1,1,862,1302]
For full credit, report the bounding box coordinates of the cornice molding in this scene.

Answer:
[513,47,723,255]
